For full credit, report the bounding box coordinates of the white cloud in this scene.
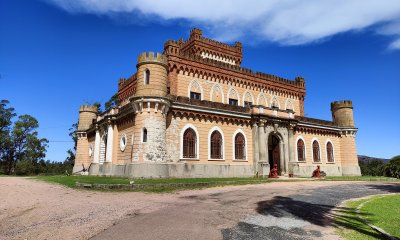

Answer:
[47,0,400,49]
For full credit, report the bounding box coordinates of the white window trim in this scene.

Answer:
[120,133,127,152]
[325,139,336,163]
[256,92,268,107]
[232,129,248,161]
[180,124,200,160]
[270,95,281,109]
[227,86,240,105]
[311,137,321,163]
[295,135,306,162]
[208,126,225,160]
[188,79,204,100]
[285,98,294,111]
[242,90,255,107]
[209,83,225,103]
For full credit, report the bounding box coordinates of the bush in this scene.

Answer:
[385,156,400,179]
[359,158,386,176]
[15,160,35,175]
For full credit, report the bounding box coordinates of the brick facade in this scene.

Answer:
[74,29,360,177]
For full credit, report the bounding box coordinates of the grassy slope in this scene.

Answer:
[361,195,400,237]
[336,194,400,239]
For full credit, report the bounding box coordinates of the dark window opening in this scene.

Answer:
[313,140,320,162]
[210,131,222,159]
[144,69,150,85]
[297,139,305,161]
[327,142,334,162]
[190,91,201,100]
[183,128,196,158]
[142,128,147,142]
[244,101,252,108]
[229,98,238,106]
[235,133,245,160]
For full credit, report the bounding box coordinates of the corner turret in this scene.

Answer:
[135,52,168,97]
[77,105,98,131]
[331,100,355,127]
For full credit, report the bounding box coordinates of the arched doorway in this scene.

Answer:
[268,134,281,175]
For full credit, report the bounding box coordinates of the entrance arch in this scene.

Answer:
[268,133,282,175]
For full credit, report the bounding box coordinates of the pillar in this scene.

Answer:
[93,128,100,163]
[288,126,295,162]
[252,123,259,175]
[258,121,267,162]
[106,122,114,163]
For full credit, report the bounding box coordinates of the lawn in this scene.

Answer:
[361,194,400,237]
[335,194,400,239]
[36,175,270,192]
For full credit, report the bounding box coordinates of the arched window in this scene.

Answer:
[142,128,147,143]
[297,139,305,161]
[235,133,246,160]
[312,140,320,162]
[327,142,334,162]
[144,69,150,85]
[210,131,222,159]
[183,128,196,158]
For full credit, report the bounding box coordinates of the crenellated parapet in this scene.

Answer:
[331,100,355,127]
[78,105,98,132]
[137,52,168,68]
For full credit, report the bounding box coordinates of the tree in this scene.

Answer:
[104,93,119,112]
[0,100,48,175]
[64,122,77,172]
[385,155,400,179]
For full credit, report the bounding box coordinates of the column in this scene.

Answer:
[93,128,100,163]
[106,122,114,163]
[258,121,267,162]
[252,123,259,174]
[288,126,295,162]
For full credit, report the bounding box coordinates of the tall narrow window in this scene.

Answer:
[210,131,222,159]
[235,133,245,160]
[142,128,147,143]
[297,139,305,161]
[183,128,196,158]
[313,140,320,162]
[327,142,334,162]
[144,69,150,85]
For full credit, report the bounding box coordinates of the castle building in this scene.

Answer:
[74,28,361,178]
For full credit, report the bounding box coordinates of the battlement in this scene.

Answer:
[137,52,168,66]
[79,105,98,113]
[331,100,353,110]
[178,52,304,88]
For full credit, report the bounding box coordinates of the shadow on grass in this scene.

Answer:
[255,196,391,239]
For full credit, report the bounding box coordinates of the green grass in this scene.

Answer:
[361,195,400,237]
[335,194,400,239]
[325,176,399,182]
[35,175,270,192]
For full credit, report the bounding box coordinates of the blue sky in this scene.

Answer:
[1,0,399,160]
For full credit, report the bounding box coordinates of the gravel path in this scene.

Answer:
[1,177,399,240]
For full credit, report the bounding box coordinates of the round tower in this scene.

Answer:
[74,105,98,174]
[131,52,170,164]
[135,52,168,97]
[77,105,98,131]
[331,100,354,127]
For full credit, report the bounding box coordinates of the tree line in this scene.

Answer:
[359,155,400,178]
[0,100,73,175]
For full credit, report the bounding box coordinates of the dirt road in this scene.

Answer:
[1,177,399,240]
